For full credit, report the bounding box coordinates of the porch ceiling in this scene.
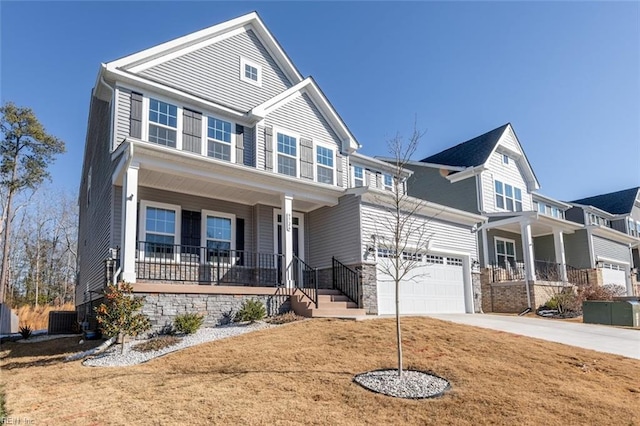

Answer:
[114,140,344,212]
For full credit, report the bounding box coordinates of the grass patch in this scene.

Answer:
[0,385,6,419]
[132,336,182,353]
[0,317,638,424]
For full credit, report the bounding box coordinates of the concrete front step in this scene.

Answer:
[291,290,365,318]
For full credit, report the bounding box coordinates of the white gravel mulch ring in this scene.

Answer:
[353,369,450,399]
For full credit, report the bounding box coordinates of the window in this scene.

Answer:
[495,181,504,209]
[495,238,516,268]
[402,251,423,261]
[447,257,463,266]
[629,218,638,237]
[502,154,509,164]
[551,207,562,219]
[207,116,232,161]
[276,132,297,177]
[142,203,179,259]
[588,213,609,227]
[536,202,546,214]
[495,180,522,212]
[148,99,177,147]
[203,212,233,262]
[353,165,364,187]
[384,174,393,191]
[316,146,334,184]
[636,222,640,237]
[425,255,444,265]
[239,57,262,86]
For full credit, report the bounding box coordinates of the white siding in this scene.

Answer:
[139,29,292,111]
[308,195,361,268]
[265,93,341,148]
[255,204,274,253]
[480,151,533,214]
[360,203,478,260]
[499,126,521,153]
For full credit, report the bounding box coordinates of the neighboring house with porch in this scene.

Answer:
[566,187,640,293]
[401,123,637,313]
[76,12,484,330]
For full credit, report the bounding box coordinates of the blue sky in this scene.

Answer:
[1,1,638,201]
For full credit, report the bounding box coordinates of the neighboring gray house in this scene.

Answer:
[567,187,640,290]
[77,12,484,329]
[399,123,637,312]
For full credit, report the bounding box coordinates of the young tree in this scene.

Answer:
[0,102,65,303]
[374,124,435,378]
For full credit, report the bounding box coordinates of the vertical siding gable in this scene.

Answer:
[138,30,292,111]
[265,93,342,148]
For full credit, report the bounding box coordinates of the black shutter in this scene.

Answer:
[130,92,143,138]
[236,218,245,266]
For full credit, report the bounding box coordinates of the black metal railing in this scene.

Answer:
[135,241,284,286]
[332,257,360,306]
[289,255,318,308]
[488,260,590,285]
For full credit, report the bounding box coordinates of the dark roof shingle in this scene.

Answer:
[571,187,640,215]
[420,123,509,167]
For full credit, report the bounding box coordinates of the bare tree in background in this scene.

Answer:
[373,123,439,378]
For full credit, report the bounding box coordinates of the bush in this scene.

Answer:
[173,312,204,335]
[132,335,182,352]
[19,325,33,339]
[235,299,266,323]
[578,283,620,302]
[266,311,304,324]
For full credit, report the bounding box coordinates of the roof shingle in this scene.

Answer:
[571,187,640,215]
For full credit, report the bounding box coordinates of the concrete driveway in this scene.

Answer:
[427,314,640,360]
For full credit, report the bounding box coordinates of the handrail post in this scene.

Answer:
[314,268,319,309]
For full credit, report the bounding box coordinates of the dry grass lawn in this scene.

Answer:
[1,317,639,425]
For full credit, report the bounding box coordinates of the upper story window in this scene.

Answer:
[277,132,297,177]
[587,212,609,227]
[502,154,509,164]
[384,173,393,191]
[207,116,232,161]
[353,165,364,187]
[148,98,178,148]
[629,218,638,237]
[636,222,640,237]
[495,180,522,212]
[316,146,334,185]
[240,57,262,87]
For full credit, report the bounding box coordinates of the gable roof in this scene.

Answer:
[570,187,640,215]
[420,123,509,167]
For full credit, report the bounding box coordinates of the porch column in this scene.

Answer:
[553,228,568,282]
[281,194,294,288]
[481,227,489,267]
[121,163,139,283]
[520,221,536,282]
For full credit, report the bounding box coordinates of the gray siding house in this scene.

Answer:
[77,12,484,329]
[398,124,638,312]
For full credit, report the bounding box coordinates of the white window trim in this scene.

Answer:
[494,179,522,212]
[314,141,336,186]
[239,57,262,87]
[273,209,305,260]
[142,94,183,150]
[502,154,509,164]
[383,173,394,191]
[201,209,236,264]
[351,163,365,188]
[494,237,517,266]
[138,200,182,262]
[273,127,300,178]
[205,115,236,163]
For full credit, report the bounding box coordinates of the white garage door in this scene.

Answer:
[377,254,466,315]
[599,263,626,286]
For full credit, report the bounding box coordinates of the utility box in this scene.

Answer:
[583,299,640,327]
[48,311,79,334]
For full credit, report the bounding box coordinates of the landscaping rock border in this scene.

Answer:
[353,369,450,399]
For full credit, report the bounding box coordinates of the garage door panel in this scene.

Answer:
[377,257,466,315]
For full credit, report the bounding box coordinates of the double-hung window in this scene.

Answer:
[353,165,364,187]
[316,146,334,184]
[277,132,297,177]
[495,180,522,212]
[495,238,516,268]
[383,174,393,191]
[207,116,232,161]
[203,212,233,262]
[148,99,178,148]
[143,203,178,260]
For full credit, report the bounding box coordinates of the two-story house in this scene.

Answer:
[567,187,640,292]
[77,12,485,329]
[402,123,637,312]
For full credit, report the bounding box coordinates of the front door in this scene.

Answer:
[274,211,304,285]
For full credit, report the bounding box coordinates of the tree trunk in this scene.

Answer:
[0,187,15,304]
[396,276,403,378]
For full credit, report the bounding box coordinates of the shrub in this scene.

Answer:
[95,282,151,353]
[218,309,235,326]
[578,283,620,303]
[19,325,33,339]
[132,335,182,353]
[266,311,304,324]
[235,299,266,323]
[173,312,204,335]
